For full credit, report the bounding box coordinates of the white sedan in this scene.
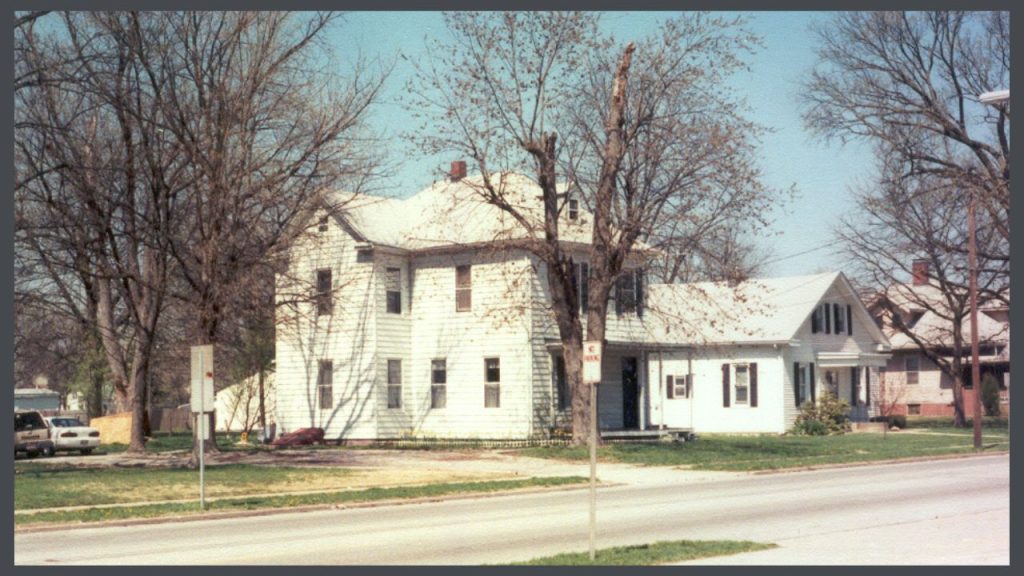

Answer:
[45,417,100,455]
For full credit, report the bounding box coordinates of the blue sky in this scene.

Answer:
[327,11,875,278]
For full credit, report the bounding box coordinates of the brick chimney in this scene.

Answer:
[912,259,930,286]
[449,160,467,182]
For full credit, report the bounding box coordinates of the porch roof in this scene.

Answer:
[815,351,890,368]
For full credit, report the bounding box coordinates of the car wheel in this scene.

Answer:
[42,445,55,457]
[80,448,93,456]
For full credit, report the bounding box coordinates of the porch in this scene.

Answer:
[815,351,890,422]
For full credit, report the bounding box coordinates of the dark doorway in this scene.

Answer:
[622,356,639,429]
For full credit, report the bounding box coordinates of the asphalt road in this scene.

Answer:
[15,454,1009,565]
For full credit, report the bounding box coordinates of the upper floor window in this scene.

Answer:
[456,265,472,312]
[316,269,333,316]
[568,198,579,221]
[905,356,919,385]
[317,214,329,233]
[385,267,402,314]
[834,303,845,334]
[614,269,644,317]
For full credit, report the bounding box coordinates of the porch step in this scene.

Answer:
[600,428,695,443]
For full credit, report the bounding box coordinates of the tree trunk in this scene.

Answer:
[258,368,267,430]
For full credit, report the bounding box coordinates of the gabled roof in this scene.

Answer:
[870,282,1010,350]
[644,271,890,347]
[328,173,613,252]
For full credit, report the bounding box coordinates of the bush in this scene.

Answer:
[869,414,906,429]
[981,373,1002,417]
[791,393,851,435]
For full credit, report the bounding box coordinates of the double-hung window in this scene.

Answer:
[387,359,402,409]
[734,364,749,404]
[431,359,447,409]
[484,358,500,408]
[385,267,402,314]
[456,265,472,312]
[318,360,333,410]
[316,269,333,316]
[905,356,920,385]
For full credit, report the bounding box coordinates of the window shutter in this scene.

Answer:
[824,304,831,333]
[865,368,871,406]
[809,362,816,403]
[811,309,819,333]
[750,362,758,407]
[570,260,579,313]
[833,303,841,334]
[666,375,675,399]
[793,362,801,407]
[614,277,624,316]
[636,268,645,318]
[580,263,589,313]
[851,367,859,405]
[722,363,730,407]
[847,305,853,336]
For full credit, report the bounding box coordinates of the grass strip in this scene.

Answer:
[520,432,1008,472]
[507,539,776,565]
[15,476,587,526]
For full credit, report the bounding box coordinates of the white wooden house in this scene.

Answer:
[274,170,892,439]
[642,272,892,433]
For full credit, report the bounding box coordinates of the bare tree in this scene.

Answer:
[842,170,1005,427]
[803,11,1010,300]
[409,12,774,444]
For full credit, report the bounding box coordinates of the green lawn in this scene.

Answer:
[100,432,265,454]
[519,430,1008,472]
[904,416,1009,431]
[15,475,587,526]
[508,539,776,565]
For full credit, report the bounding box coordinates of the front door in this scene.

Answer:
[622,357,639,429]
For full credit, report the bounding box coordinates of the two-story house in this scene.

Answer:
[274,167,892,440]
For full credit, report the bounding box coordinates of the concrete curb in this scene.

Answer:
[14,481,597,534]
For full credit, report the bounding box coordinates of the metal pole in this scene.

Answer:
[589,382,597,562]
[969,192,983,451]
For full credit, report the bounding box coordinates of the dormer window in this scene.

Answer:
[318,214,329,232]
[568,198,579,221]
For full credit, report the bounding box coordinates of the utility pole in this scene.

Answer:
[969,191,982,451]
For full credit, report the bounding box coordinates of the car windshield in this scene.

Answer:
[52,418,83,427]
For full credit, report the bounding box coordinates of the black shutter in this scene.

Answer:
[636,268,645,318]
[847,305,853,336]
[666,375,675,399]
[750,362,758,407]
[809,362,816,403]
[851,367,859,404]
[865,368,871,406]
[722,364,731,407]
[811,309,819,333]
[834,303,841,334]
[824,304,831,334]
[580,263,589,313]
[793,362,801,407]
[570,260,579,314]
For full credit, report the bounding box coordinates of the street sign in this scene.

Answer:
[583,341,602,384]
[190,345,215,413]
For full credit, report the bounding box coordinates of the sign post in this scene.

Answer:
[582,340,603,562]
[191,345,214,510]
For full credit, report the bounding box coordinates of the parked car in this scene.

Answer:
[45,417,100,455]
[15,410,55,458]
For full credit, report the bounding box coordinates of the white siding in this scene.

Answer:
[275,215,379,439]
[651,346,787,434]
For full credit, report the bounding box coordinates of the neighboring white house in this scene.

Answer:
[642,272,892,433]
[274,168,892,439]
[215,372,276,432]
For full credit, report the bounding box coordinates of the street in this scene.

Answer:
[15,454,1009,565]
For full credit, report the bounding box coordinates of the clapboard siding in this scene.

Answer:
[652,346,786,434]
[275,214,379,439]
[409,251,534,439]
